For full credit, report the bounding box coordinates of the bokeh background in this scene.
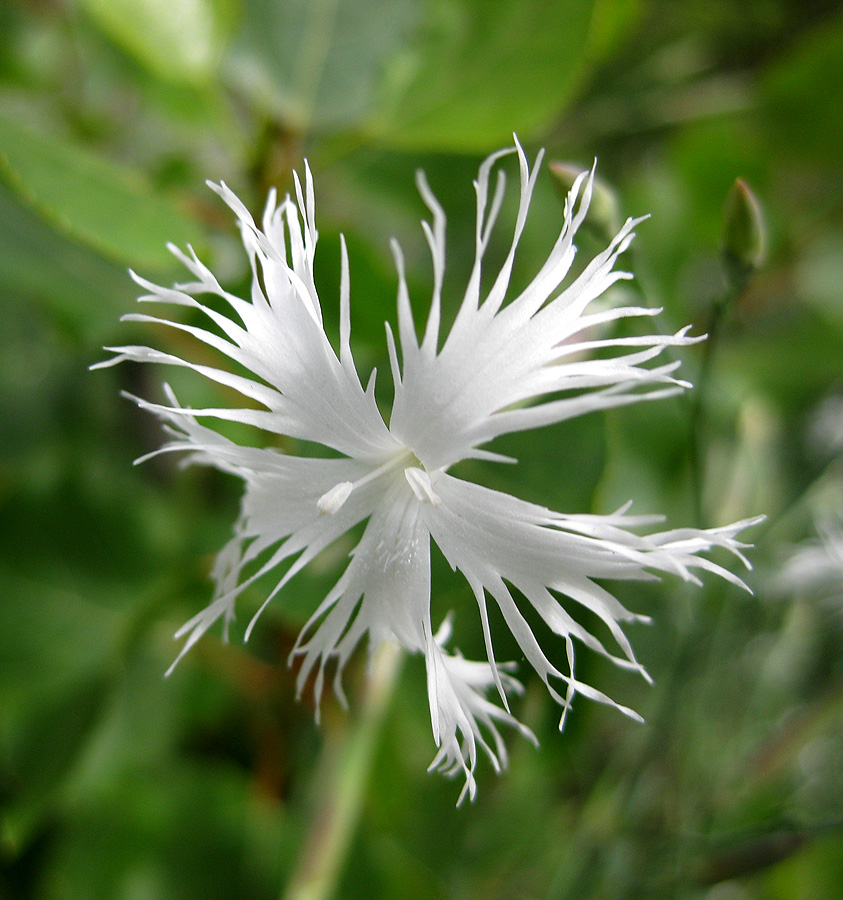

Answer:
[2,1,843,898]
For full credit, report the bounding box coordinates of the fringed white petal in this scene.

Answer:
[97,179,397,462]
[425,617,537,805]
[290,480,431,719]
[776,518,843,603]
[94,141,765,802]
[389,147,703,471]
[422,474,761,726]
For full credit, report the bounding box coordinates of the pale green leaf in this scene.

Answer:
[0,184,133,337]
[80,0,234,84]
[226,0,643,150]
[227,0,419,131]
[370,0,603,151]
[0,112,204,271]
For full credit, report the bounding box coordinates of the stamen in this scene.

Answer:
[316,449,414,515]
[405,466,442,506]
[316,481,353,516]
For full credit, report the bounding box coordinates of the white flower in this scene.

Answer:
[808,394,843,456]
[94,141,761,802]
[777,518,843,606]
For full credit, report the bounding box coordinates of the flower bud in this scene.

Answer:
[549,161,621,244]
[721,178,766,292]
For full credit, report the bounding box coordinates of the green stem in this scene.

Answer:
[282,640,403,900]
[689,295,729,529]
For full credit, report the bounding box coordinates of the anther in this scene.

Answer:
[405,467,441,506]
[317,481,353,516]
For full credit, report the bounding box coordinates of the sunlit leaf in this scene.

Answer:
[80,0,235,85]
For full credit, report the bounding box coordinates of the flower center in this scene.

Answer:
[316,447,441,515]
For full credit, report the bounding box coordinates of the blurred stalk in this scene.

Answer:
[689,295,727,528]
[551,179,770,897]
[690,178,765,527]
[282,640,403,900]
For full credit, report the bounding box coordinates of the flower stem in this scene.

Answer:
[690,275,745,529]
[282,640,403,900]
[689,298,724,528]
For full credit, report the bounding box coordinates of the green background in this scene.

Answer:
[2,0,843,897]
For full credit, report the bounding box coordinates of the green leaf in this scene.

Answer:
[720,304,843,413]
[0,112,204,271]
[38,765,272,900]
[0,184,132,338]
[1,673,114,853]
[80,0,235,85]
[586,0,641,63]
[763,10,843,167]
[371,0,609,151]
[0,564,131,713]
[227,0,419,131]
[228,0,638,150]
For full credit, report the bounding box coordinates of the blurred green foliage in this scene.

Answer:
[1,0,843,898]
